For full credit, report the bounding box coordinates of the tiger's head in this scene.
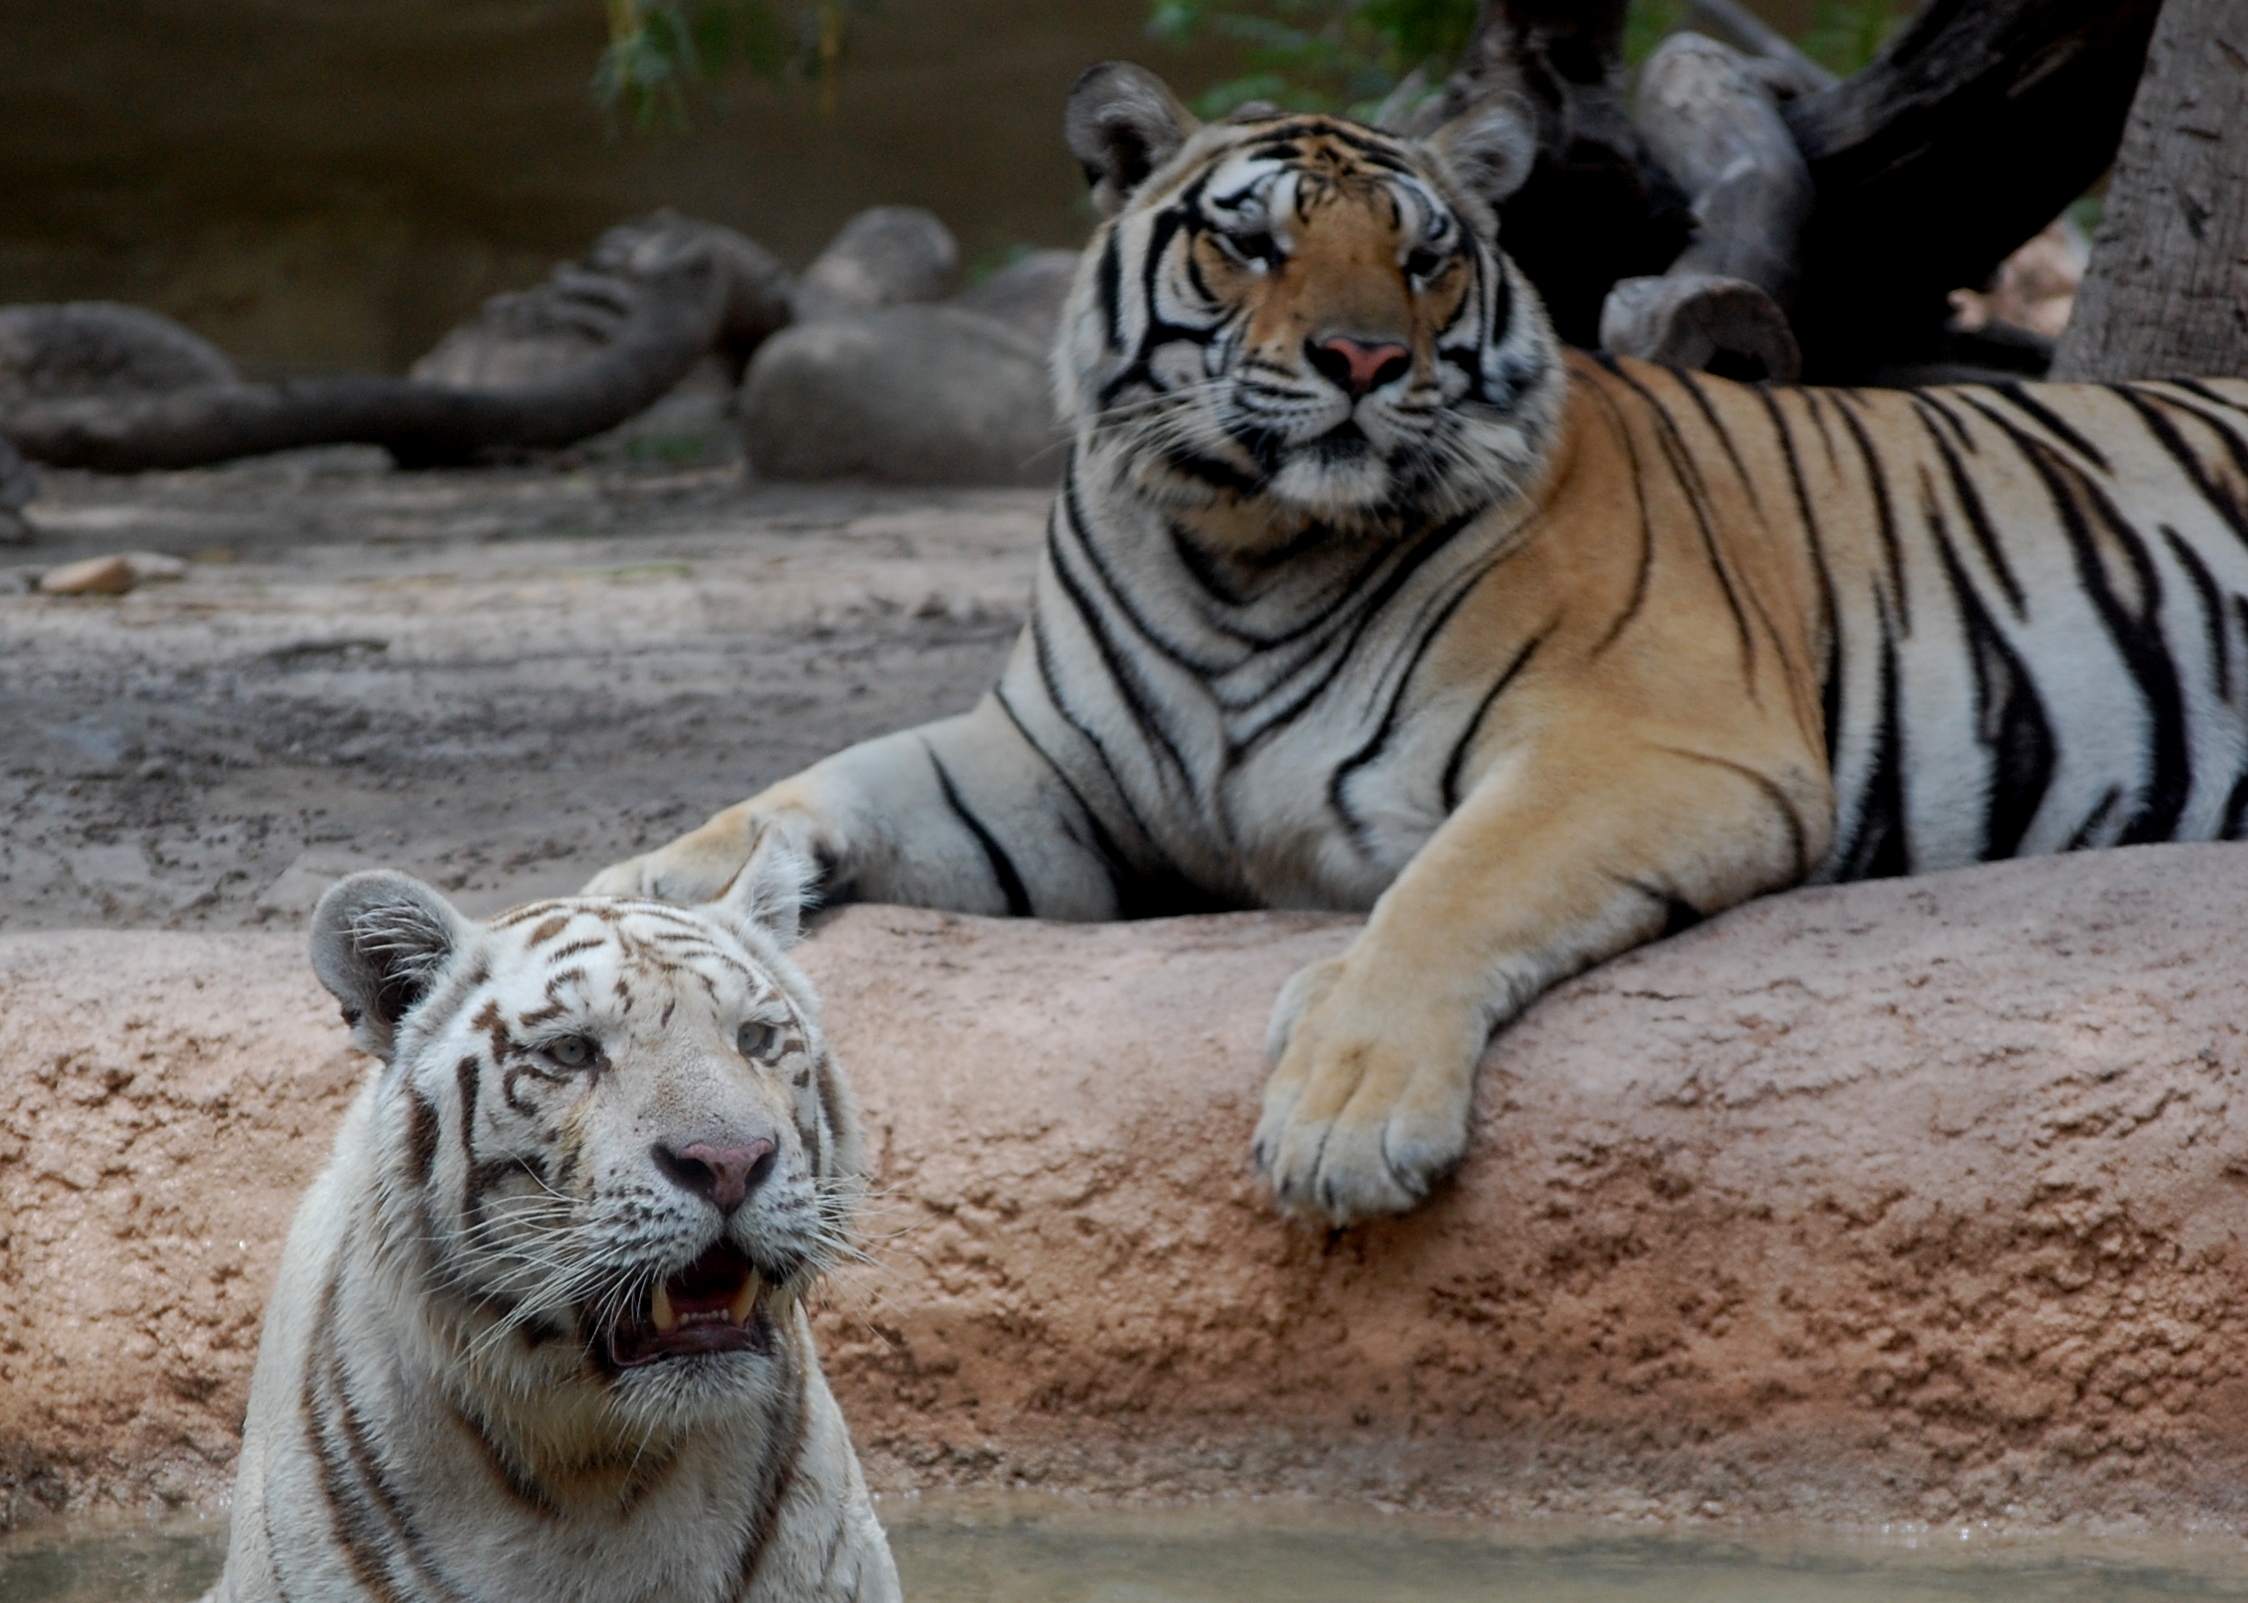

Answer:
[1055,61,1564,531]
[309,842,860,1441]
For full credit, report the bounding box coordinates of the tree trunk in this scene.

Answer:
[2050,0,2248,382]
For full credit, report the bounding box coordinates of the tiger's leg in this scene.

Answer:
[1256,739,1825,1223]
[585,696,1125,919]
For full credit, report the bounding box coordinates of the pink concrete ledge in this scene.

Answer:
[5,843,2248,1532]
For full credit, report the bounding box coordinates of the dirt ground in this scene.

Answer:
[0,447,1043,931]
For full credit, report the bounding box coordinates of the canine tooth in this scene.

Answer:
[652,1282,678,1334]
[729,1274,762,1326]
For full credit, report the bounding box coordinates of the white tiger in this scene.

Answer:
[205,844,899,1603]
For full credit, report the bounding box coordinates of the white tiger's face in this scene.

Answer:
[1058,74,1563,529]
[313,855,858,1429]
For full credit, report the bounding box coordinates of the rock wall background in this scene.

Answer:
[7,844,2248,1532]
[0,0,1216,372]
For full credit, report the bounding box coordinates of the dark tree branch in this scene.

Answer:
[1420,0,1692,347]
[1784,0,2166,379]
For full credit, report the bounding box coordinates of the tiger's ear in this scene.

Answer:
[311,871,475,1061]
[1430,94,1539,208]
[706,834,816,950]
[1066,62,1199,218]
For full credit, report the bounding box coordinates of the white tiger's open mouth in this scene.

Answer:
[597,1242,773,1370]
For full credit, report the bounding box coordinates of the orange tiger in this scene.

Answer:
[594,63,2248,1224]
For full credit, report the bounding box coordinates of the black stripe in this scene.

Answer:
[1026,605,1170,852]
[305,1252,472,1603]
[1439,631,1546,813]
[1993,381,2112,473]
[2223,769,2248,839]
[1924,499,2054,859]
[1601,362,1765,679]
[1325,546,1516,850]
[926,744,1034,917]
[1056,473,1232,675]
[1228,509,1479,754]
[1669,367,1763,517]
[2160,523,2233,703]
[1577,373,1656,656]
[1832,596,1910,879]
[1041,497,1199,787]
[1913,394,2027,616]
[1096,230,1123,350]
[1976,408,2190,845]
[2109,386,2248,554]
[2065,786,2124,851]
[1754,386,1844,766]
[991,685,1133,915]
[1831,391,1910,634]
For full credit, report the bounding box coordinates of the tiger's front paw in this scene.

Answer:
[586,799,836,906]
[1252,962,1482,1224]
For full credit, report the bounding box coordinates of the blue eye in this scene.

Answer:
[546,1035,598,1070]
[737,1021,780,1060]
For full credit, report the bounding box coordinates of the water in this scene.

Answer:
[10,1497,2248,1602]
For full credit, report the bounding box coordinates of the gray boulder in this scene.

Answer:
[0,302,236,402]
[739,304,1061,486]
[792,206,959,324]
[952,249,1081,349]
[0,433,36,545]
[409,212,793,388]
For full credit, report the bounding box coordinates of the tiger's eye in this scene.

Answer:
[546,1035,596,1069]
[1218,229,1280,269]
[737,1021,779,1060]
[1406,247,1449,283]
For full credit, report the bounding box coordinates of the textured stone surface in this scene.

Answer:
[739,305,1062,486]
[6,844,2248,1531]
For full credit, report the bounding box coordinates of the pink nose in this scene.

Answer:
[1309,335,1411,398]
[655,1137,777,1215]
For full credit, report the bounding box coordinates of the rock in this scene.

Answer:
[739,305,1063,486]
[35,550,187,596]
[0,434,37,546]
[9,845,2248,1528]
[36,555,133,596]
[0,302,236,402]
[952,249,1082,349]
[792,206,959,323]
[409,212,794,389]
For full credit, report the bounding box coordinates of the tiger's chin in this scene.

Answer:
[1267,430,1397,518]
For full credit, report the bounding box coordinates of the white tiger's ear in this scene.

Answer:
[1066,62,1199,218]
[706,834,815,950]
[1430,93,1539,208]
[311,871,475,1061]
